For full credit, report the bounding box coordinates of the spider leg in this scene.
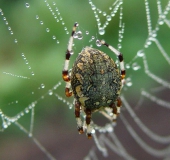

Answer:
[85,108,93,139]
[110,103,118,122]
[99,40,126,86]
[62,22,79,97]
[116,97,122,115]
[65,71,72,97]
[75,100,84,134]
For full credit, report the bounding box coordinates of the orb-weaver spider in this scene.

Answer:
[62,22,125,138]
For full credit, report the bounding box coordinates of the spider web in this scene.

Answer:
[1,0,170,159]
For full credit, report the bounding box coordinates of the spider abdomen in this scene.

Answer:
[71,47,122,112]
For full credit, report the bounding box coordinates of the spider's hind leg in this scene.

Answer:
[109,103,118,122]
[75,101,84,134]
[85,108,93,139]
[116,97,122,115]
[109,97,122,121]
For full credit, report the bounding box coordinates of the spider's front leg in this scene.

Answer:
[99,40,126,87]
[62,22,78,97]
[63,70,72,97]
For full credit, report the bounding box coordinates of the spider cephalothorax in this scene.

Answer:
[62,22,125,138]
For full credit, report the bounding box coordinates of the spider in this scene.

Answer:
[62,22,125,139]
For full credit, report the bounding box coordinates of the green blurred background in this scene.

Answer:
[0,0,170,159]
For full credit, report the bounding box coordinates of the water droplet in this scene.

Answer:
[158,20,164,25]
[14,39,18,43]
[36,15,39,19]
[103,12,106,16]
[29,133,32,137]
[69,105,73,109]
[25,108,29,113]
[86,31,89,35]
[31,72,35,76]
[25,3,30,8]
[118,44,122,50]
[10,31,13,35]
[56,40,60,44]
[126,77,132,87]
[3,17,6,21]
[25,60,29,64]
[40,21,43,25]
[107,125,113,132]
[111,12,115,17]
[20,112,24,116]
[96,40,101,47]
[126,64,130,69]
[99,27,105,35]
[46,28,50,32]
[3,122,8,129]
[74,31,83,40]
[41,83,45,89]
[5,21,8,25]
[132,62,141,71]
[77,31,83,40]
[137,50,144,57]
[97,21,101,26]
[73,32,77,38]
[53,2,56,5]
[91,5,96,10]
[52,35,56,39]
[91,36,95,40]
[70,51,74,55]
[151,31,157,37]
[8,26,11,30]
[105,21,109,26]
[106,15,111,21]
[28,105,32,109]
[146,40,152,46]
[1,11,4,16]
[92,129,95,134]
[41,96,44,99]
[48,90,53,95]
